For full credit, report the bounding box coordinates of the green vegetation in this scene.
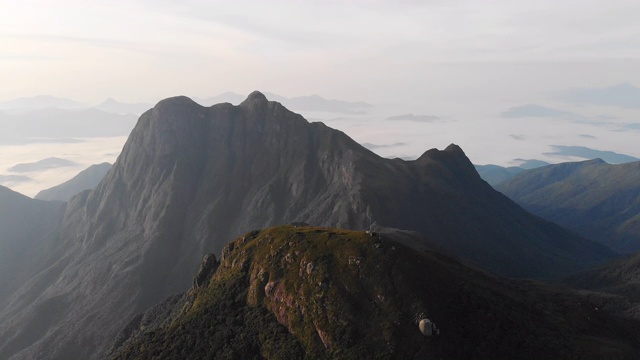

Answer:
[497,159,640,253]
[111,226,640,360]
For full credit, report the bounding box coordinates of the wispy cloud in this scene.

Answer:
[387,114,440,122]
[362,142,406,149]
[544,145,639,164]
[0,32,171,57]
[501,104,574,118]
[557,83,640,109]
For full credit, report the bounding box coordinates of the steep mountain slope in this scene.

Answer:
[0,186,65,309]
[109,226,640,360]
[565,252,640,321]
[474,164,525,186]
[0,92,614,360]
[35,163,112,202]
[497,159,640,253]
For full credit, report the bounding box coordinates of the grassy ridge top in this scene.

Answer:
[111,226,640,360]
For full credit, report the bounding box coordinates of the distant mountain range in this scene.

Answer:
[475,146,638,187]
[195,92,251,106]
[35,163,112,202]
[197,92,372,113]
[0,186,65,310]
[474,159,551,186]
[94,99,152,115]
[497,159,640,253]
[0,92,371,116]
[0,95,84,112]
[545,145,639,164]
[0,92,616,360]
[0,108,138,142]
[474,165,526,186]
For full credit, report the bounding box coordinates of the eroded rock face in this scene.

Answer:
[109,226,640,360]
[1,92,615,360]
[193,254,219,288]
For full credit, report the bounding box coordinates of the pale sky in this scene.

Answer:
[3,0,640,197]
[2,0,640,104]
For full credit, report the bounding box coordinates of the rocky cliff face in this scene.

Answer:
[0,186,65,308]
[109,226,640,360]
[0,92,615,359]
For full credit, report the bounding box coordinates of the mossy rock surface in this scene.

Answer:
[110,226,640,360]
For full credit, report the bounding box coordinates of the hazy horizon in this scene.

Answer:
[2,0,640,196]
[3,1,640,103]
[4,3,640,358]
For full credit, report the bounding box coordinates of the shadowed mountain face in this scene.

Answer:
[497,159,640,253]
[0,186,65,310]
[0,92,615,360]
[474,164,525,186]
[35,163,112,202]
[566,252,640,317]
[109,226,640,360]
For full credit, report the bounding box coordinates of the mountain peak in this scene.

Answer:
[583,158,607,165]
[243,90,268,104]
[416,143,469,165]
[3,92,616,360]
[444,143,464,154]
[154,95,199,109]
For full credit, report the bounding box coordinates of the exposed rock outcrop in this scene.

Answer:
[193,254,219,288]
[109,226,640,360]
[0,92,615,360]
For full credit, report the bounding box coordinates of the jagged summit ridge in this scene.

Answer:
[0,92,614,360]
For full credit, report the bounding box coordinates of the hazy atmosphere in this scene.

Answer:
[3,0,640,196]
[4,2,640,359]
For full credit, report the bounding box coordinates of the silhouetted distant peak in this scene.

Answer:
[584,158,607,165]
[444,143,464,154]
[417,144,466,162]
[35,162,112,202]
[243,91,268,104]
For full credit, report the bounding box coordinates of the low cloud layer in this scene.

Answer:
[387,114,440,122]
[558,83,640,109]
[544,145,639,164]
[501,104,573,118]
